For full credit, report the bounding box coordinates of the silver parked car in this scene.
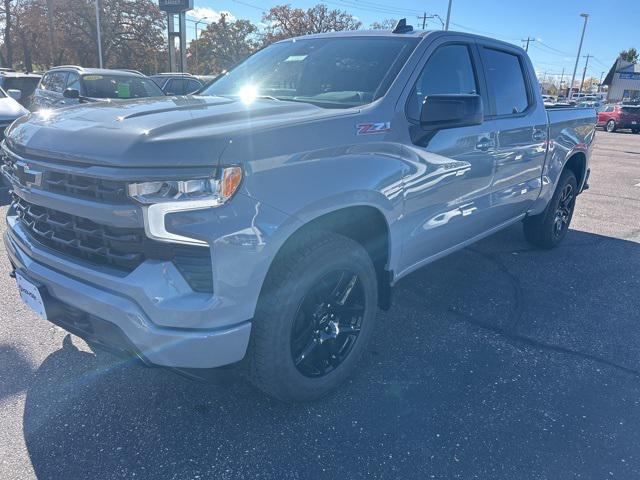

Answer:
[0,86,28,200]
[30,66,164,110]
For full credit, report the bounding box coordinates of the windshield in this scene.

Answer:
[201,36,419,108]
[81,74,164,99]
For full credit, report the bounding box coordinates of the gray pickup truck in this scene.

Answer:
[2,26,595,401]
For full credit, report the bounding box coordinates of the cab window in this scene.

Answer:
[406,44,478,121]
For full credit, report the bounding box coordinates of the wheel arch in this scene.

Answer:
[563,151,587,191]
[259,205,394,311]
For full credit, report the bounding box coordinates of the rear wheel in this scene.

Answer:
[632,128,640,134]
[249,231,378,402]
[523,169,577,249]
[606,119,616,132]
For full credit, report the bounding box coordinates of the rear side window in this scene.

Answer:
[187,79,201,93]
[166,78,186,95]
[482,48,529,115]
[407,44,478,120]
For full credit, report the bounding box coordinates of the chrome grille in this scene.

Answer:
[12,195,213,292]
[2,149,129,203]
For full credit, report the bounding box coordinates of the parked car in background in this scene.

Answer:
[542,95,556,103]
[3,27,596,402]
[0,70,41,108]
[578,100,604,111]
[31,66,164,110]
[0,86,29,201]
[597,104,640,133]
[149,73,203,95]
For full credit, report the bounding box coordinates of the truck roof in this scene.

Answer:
[282,28,527,55]
[48,66,145,77]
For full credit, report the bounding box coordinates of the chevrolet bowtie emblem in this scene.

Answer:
[15,161,43,188]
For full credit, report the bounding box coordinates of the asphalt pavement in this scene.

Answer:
[1,130,639,479]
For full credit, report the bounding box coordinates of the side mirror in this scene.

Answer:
[63,88,80,99]
[7,89,21,101]
[420,94,483,130]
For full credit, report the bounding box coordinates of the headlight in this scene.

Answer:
[127,166,242,245]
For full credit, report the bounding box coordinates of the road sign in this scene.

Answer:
[159,0,193,14]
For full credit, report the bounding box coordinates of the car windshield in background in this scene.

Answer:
[201,36,420,108]
[82,74,163,99]
[2,77,40,97]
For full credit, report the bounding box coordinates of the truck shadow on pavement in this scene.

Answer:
[21,225,640,480]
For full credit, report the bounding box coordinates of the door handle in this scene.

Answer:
[475,138,495,151]
[532,129,547,142]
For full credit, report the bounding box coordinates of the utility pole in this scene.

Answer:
[95,0,103,68]
[569,13,589,99]
[597,70,604,93]
[579,53,592,95]
[418,12,427,29]
[521,37,535,52]
[444,0,452,30]
[558,67,565,96]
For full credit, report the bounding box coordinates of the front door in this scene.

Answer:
[398,41,497,274]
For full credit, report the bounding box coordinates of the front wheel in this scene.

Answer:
[632,128,640,134]
[523,169,577,249]
[606,119,616,132]
[249,231,378,402]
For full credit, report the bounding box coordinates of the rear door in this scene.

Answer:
[398,39,498,272]
[478,44,548,223]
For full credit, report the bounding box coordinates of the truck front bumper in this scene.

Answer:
[4,218,252,370]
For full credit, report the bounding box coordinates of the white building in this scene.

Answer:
[603,58,640,103]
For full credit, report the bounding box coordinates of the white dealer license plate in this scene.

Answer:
[16,272,47,319]
[632,121,638,125]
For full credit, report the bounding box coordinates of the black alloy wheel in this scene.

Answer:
[552,183,574,239]
[290,270,365,378]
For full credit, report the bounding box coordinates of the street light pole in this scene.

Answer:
[444,0,453,30]
[95,0,103,68]
[194,17,208,75]
[568,13,589,100]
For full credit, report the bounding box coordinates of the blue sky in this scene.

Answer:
[183,0,638,83]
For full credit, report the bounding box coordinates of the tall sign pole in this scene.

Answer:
[167,13,177,72]
[159,0,193,73]
[95,0,103,68]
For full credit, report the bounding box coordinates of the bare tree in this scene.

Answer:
[189,14,258,75]
[262,4,361,45]
[370,19,396,30]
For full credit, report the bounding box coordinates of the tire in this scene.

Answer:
[249,231,378,402]
[606,119,616,132]
[523,169,577,249]
[632,128,640,134]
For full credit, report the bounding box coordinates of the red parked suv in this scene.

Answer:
[597,104,640,133]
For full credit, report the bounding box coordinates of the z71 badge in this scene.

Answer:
[356,122,391,135]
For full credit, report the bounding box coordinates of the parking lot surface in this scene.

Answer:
[1,131,639,479]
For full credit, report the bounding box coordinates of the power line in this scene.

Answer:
[536,40,572,56]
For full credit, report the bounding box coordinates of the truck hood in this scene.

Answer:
[5,95,339,168]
